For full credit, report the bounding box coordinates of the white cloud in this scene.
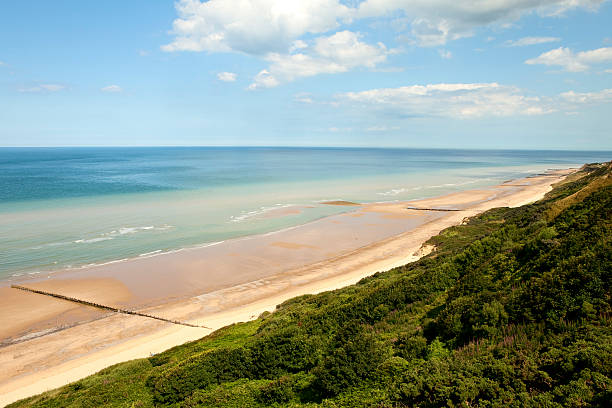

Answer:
[289,40,308,52]
[328,126,353,132]
[439,49,452,59]
[162,0,607,88]
[164,0,604,54]
[18,84,66,93]
[40,84,65,91]
[336,83,553,118]
[250,69,280,89]
[249,31,389,89]
[559,88,612,103]
[162,0,352,55]
[314,31,389,67]
[409,18,461,47]
[357,0,603,46]
[334,82,612,119]
[101,85,123,92]
[525,46,612,71]
[138,50,150,56]
[366,125,401,131]
[217,71,237,82]
[0,61,5,66]
[505,36,561,46]
[294,92,314,103]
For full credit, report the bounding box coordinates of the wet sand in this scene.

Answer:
[0,169,573,406]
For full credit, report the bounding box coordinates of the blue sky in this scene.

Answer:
[1,0,611,149]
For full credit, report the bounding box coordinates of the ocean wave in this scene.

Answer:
[195,240,225,249]
[8,270,44,279]
[377,179,489,196]
[137,240,226,258]
[74,237,114,244]
[109,225,173,236]
[139,249,162,257]
[30,241,72,250]
[377,185,430,196]
[78,258,130,269]
[114,226,154,235]
[229,204,295,223]
[26,224,175,251]
[377,188,414,197]
[73,224,174,244]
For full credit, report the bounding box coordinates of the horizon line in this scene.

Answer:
[1,145,611,153]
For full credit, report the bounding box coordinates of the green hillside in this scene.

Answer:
[10,163,611,408]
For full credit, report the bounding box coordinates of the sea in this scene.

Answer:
[0,147,609,281]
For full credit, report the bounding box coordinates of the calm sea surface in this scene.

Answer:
[0,147,609,280]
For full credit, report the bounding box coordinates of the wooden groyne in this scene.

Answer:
[528,173,560,177]
[11,284,210,329]
[405,206,462,212]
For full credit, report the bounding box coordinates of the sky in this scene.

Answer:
[1,0,611,149]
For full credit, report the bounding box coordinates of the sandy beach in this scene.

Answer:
[0,169,573,406]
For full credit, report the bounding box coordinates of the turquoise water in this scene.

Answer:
[0,147,609,280]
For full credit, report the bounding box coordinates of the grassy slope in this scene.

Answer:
[10,163,611,408]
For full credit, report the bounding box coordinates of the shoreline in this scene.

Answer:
[0,168,574,407]
[0,193,485,286]
[0,201,399,285]
[0,165,572,285]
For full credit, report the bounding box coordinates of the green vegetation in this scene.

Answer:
[10,163,611,408]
